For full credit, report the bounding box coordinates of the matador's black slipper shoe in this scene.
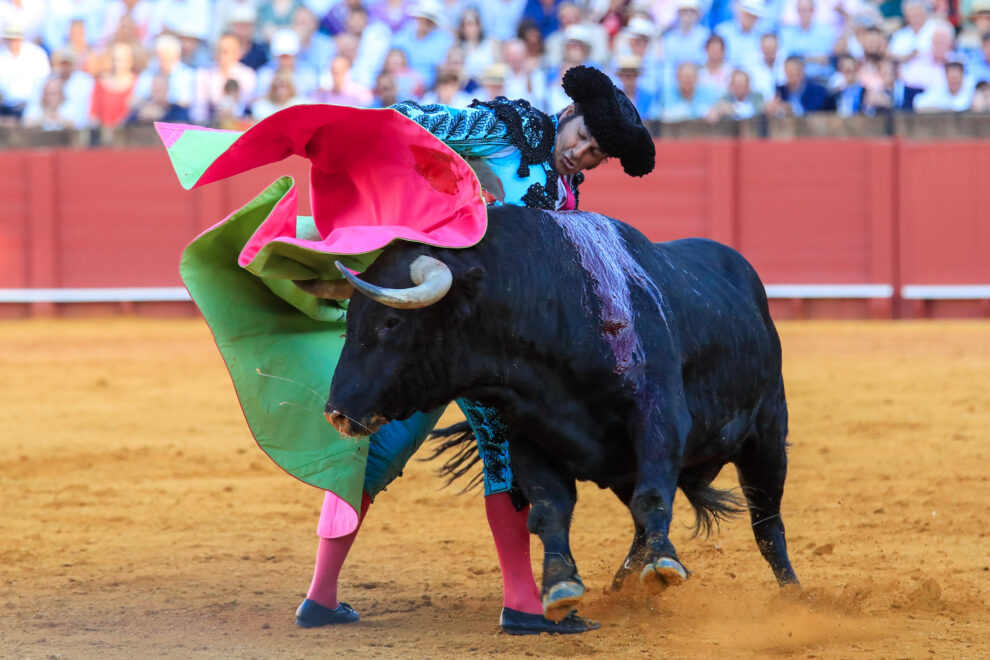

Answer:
[499,607,601,635]
[295,598,360,627]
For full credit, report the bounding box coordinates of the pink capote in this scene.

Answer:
[158,105,488,270]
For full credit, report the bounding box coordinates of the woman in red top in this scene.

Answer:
[89,41,137,128]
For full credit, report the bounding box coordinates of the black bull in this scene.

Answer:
[320,206,798,618]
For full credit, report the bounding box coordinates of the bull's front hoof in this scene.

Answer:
[542,580,586,622]
[639,557,688,593]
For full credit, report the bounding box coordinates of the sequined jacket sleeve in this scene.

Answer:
[389,101,513,158]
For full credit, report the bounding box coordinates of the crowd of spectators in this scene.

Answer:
[3,0,990,131]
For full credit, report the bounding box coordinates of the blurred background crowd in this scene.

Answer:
[2,0,990,131]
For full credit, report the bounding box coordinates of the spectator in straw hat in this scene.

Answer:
[392,0,454,86]
[477,61,508,100]
[663,0,712,66]
[615,54,660,118]
[0,19,52,120]
[545,2,609,67]
[257,27,319,99]
[959,0,990,64]
[715,0,769,69]
[614,15,661,64]
[226,3,270,71]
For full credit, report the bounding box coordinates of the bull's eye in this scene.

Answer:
[383,317,401,330]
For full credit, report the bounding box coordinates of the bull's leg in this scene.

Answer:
[607,482,648,592]
[734,385,799,587]
[735,443,798,586]
[627,390,692,593]
[507,437,583,621]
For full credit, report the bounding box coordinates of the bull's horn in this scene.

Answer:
[335,255,452,309]
[293,278,355,300]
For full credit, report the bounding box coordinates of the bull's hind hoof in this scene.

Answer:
[639,557,688,593]
[542,580,586,621]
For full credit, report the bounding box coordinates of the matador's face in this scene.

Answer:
[553,105,609,176]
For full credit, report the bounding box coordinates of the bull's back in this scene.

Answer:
[647,236,783,441]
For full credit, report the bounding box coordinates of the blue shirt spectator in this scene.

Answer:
[778,0,836,81]
[391,1,453,87]
[663,0,711,65]
[715,0,767,69]
[615,55,660,119]
[965,34,990,84]
[771,55,829,115]
[827,55,863,116]
[522,0,561,37]
[662,61,719,121]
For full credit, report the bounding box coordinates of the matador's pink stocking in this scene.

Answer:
[485,491,542,615]
[306,491,373,609]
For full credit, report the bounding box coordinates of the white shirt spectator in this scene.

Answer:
[889,20,936,59]
[0,1,47,43]
[476,0,528,41]
[913,79,974,110]
[747,61,784,100]
[153,0,213,42]
[0,37,51,106]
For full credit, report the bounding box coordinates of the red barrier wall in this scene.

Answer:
[1,140,988,319]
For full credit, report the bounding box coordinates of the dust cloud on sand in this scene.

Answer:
[1,319,988,658]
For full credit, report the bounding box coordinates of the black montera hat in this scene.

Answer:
[562,65,655,177]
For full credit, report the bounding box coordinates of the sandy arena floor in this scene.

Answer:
[1,318,988,659]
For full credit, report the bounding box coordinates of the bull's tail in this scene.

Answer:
[420,422,483,491]
[678,476,748,539]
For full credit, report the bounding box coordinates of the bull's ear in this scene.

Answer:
[450,266,485,321]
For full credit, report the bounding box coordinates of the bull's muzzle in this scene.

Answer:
[325,409,387,437]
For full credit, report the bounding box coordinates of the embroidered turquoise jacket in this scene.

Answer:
[390,98,581,210]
